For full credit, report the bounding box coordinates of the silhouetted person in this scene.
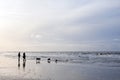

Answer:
[18,52,21,62]
[23,52,26,62]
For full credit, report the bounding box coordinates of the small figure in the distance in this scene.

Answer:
[18,52,21,70]
[18,52,21,62]
[55,59,58,63]
[36,58,41,64]
[47,58,51,63]
[23,52,26,62]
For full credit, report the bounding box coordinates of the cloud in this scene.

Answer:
[0,0,120,51]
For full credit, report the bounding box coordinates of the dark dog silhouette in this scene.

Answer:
[47,58,51,63]
[36,58,41,64]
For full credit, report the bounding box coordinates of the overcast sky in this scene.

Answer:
[0,0,120,51]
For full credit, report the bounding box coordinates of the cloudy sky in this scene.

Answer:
[0,0,120,51]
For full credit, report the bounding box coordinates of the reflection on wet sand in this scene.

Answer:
[47,60,51,63]
[18,60,26,71]
[23,60,26,71]
[36,61,40,64]
[18,61,20,70]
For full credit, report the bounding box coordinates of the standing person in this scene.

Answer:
[18,52,21,61]
[23,52,26,62]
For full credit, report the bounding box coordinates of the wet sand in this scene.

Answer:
[0,54,120,80]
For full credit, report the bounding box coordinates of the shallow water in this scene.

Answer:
[4,51,120,65]
[0,51,120,80]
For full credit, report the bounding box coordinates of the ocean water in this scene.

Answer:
[3,51,120,66]
[0,51,120,80]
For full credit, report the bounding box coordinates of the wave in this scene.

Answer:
[2,51,120,64]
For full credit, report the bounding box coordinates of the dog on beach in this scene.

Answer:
[47,58,51,63]
[36,58,41,63]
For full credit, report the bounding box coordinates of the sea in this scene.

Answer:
[2,51,120,66]
[0,51,120,80]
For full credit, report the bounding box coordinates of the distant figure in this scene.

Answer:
[23,52,26,62]
[18,52,21,62]
[47,58,51,63]
[100,53,102,55]
[36,58,41,64]
[55,59,58,63]
[48,58,51,61]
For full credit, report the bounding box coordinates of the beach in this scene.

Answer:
[0,52,120,80]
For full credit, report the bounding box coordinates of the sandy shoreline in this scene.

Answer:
[0,53,120,80]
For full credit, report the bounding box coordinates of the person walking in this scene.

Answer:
[23,52,26,62]
[18,52,21,61]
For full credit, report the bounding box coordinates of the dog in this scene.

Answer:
[36,58,41,63]
[47,58,51,63]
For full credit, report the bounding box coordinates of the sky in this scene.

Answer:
[0,0,120,51]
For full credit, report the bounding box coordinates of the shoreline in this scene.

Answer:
[0,53,120,80]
